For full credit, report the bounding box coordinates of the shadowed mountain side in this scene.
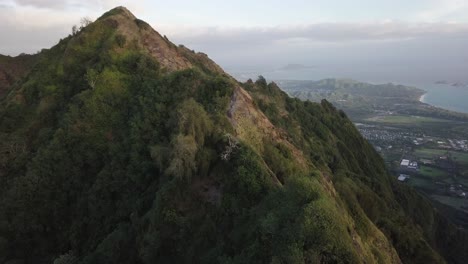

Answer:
[0,54,38,98]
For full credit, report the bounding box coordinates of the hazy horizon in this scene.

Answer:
[1,0,467,84]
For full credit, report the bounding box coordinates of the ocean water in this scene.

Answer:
[418,83,468,114]
[228,67,468,114]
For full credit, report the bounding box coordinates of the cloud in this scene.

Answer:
[0,0,148,55]
[414,0,468,22]
[155,21,468,79]
[2,0,468,75]
[0,1,467,83]
[162,22,468,50]
[13,0,70,9]
[9,0,121,10]
[0,24,68,55]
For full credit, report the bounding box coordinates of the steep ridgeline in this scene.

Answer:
[0,6,467,264]
[0,54,38,99]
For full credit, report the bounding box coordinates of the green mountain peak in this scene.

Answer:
[103,6,136,19]
[0,6,467,264]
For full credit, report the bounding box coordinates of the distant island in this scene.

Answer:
[435,80,468,88]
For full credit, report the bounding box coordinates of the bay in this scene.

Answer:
[227,67,468,114]
[418,83,468,114]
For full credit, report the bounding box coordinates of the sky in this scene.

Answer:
[1,0,468,83]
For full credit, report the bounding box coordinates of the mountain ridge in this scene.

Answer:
[97,6,225,74]
[0,6,467,264]
[0,54,38,99]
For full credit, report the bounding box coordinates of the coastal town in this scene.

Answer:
[357,124,468,152]
[356,123,468,152]
[356,123,468,229]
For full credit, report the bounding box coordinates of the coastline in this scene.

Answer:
[418,91,468,114]
[419,93,427,103]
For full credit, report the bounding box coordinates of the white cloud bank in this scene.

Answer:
[164,22,468,47]
[0,1,467,83]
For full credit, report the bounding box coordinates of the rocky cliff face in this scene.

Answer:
[93,6,224,74]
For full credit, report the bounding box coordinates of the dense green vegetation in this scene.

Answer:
[281,78,468,230]
[0,53,38,98]
[0,6,467,264]
[245,80,468,264]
